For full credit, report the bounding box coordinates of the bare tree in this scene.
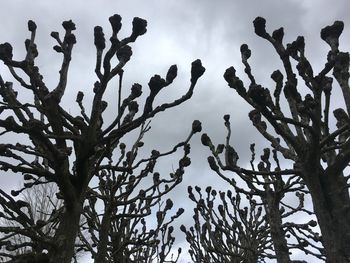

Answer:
[217,17,350,262]
[182,186,271,263]
[0,14,205,262]
[78,121,201,262]
[0,183,62,262]
[192,121,323,262]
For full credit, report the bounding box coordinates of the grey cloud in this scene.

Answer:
[1,1,348,262]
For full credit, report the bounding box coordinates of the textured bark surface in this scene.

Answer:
[265,196,291,263]
[49,202,82,263]
[305,168,350,262]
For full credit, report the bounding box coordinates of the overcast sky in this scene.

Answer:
[1,0,349,262]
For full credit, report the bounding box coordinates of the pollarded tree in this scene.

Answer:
[78,121,201,263]
[0,14,205,263]
[194,123,323,262]
[220,17,350,262]
[182,186,272,263]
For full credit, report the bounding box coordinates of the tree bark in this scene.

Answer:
[48,201,82,263]
[266,198,291,263]
[304,165,350,262]
[94,205,112,263]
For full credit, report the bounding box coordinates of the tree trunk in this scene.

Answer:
[48,202,82,263]
[94,205,112,263]
[304,166,350,262]
[266,197,291,263]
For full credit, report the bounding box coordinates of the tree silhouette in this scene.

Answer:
[182,187,272,263]
[77,122,197,262]
[0,14,205,262]
[0,183,66,262]
[1,12,349,263]
[193,17,350,262]
[187,131,323,262]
